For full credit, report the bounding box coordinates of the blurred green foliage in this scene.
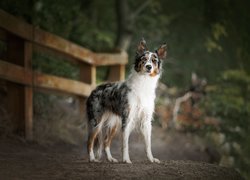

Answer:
[32,53,79,79]
[204,70,250,178]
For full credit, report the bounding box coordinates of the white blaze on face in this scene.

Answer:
[144,52,154,73]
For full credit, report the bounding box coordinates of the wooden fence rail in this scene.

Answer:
[0,10,127,140]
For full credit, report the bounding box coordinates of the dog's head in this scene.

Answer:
[134,38,167,77]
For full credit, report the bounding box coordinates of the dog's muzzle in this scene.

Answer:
[145,65,152,72]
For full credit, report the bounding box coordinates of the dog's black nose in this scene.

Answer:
[146,65,152,71]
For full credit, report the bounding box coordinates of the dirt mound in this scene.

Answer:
[79,161,243,180]
[0,137,243,180]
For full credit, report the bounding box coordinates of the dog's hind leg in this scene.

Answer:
[104,123,118,163]
[87,125,101,162]
[96,129,103,160]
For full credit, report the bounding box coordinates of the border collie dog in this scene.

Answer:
[86,39,167,163]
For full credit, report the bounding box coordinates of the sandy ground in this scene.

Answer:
[0,127,243,180]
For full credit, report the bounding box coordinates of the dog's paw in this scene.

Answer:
[89,158,101,163]
[108,157,118,163]
[153,158,160,163]
[149,158,160,163]
[123,159,132,164]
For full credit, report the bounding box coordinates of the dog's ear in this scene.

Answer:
[137,38,147,55]
[156,43,167,59]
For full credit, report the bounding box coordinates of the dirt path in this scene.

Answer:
[0,128,243,180]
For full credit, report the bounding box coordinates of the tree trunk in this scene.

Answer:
[114,0,133,51]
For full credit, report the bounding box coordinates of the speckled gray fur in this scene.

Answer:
[86,82,131,129]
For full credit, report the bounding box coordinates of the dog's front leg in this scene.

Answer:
[122,121,133,164]
[141,120,160,163]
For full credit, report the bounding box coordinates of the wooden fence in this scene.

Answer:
[0,10,127,140]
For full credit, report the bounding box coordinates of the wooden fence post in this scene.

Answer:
[6,35,33,139]
[79,63,96,117]
[108,65,125,82]
[24,42,33,140]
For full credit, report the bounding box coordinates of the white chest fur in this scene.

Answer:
[126,70,159,121]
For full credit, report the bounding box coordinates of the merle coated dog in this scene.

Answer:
[86,39,167,163]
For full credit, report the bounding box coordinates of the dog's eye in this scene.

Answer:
[141,57,147,63]
[152,59,157,63]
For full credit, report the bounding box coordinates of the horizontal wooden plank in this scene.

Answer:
[33,28,95,64]
[33,29,128,66]
[35,45,128,66]
[33,72,92,97]
[0,59,92,97]
[0,10,33,40]
[0,59,32,85]
[95,51,128,66]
